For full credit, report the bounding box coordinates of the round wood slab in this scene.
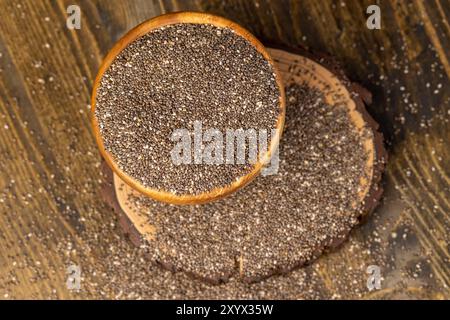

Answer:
[102,47,387,283]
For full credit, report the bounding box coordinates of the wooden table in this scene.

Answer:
[0,0,448,299]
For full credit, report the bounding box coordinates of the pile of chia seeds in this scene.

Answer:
[125,84,371,282]
[95,23,280,195]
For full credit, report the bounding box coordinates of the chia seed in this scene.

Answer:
[95,23,281,195]
[126,84,371,281]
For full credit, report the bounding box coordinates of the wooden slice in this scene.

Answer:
[103,47,387,283]
[91,12,286,205]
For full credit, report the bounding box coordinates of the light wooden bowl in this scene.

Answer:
[91,12,286,205]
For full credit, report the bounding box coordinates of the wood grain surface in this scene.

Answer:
[0,0,448,299]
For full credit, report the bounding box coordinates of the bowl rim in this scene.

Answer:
[91,11,286,205]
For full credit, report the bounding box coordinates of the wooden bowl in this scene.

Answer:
[91,12,286,205]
